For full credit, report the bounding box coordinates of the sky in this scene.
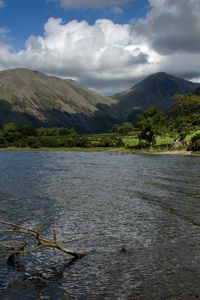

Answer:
[0,0,200,94]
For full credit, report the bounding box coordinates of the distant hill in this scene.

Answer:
[112,72,200,122]
[0,68,117,132]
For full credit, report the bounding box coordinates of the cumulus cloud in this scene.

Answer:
[134,0,200,54]
[129,0,200,87]
[0,0,200,94]
[0,18,152,93]
[54,0,130,9]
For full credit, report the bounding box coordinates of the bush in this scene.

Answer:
[188,133,200,151]
[97,136,124,147]
[65,136,89,147]
[15,139,29,148]
[0,137,6,147]
[2,123,36,143]
[37,127,77,136]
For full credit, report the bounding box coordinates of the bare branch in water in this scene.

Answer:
[0,220,86,265]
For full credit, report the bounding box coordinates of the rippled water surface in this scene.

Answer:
[0,151,200,299]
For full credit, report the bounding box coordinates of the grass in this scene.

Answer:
[122,136,139,147]
[123,129,200,148]
[123,134,174,147]
[156,135,174,145]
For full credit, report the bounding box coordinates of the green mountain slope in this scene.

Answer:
[1,69,199,132]
[112,72,200,121]
[0,68,117,132]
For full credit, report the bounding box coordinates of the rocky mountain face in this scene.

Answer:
[0,68,117,132]
[0,69,199,132]
[112,72,200,122]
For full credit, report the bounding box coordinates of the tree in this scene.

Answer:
[138,126,156,147]
[37,127,77,136]
[172,94,200,114]
[188,133,200,152]
[164,94,200,137]
[136,107,166,135]
[111,122,134,136]
[1,123,37,145]
[110,124,121,135]
[136,107,165,147]
[2,123,23,143]
[119,122,134,135]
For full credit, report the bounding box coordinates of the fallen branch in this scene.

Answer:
[0,220,86,265]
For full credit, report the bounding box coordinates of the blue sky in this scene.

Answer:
[0,0,149,51]
[0,0,200,94]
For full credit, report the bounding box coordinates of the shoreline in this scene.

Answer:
[153,150,199,156]
[0,147,199,156]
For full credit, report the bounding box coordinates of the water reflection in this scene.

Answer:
[0,151,200,299]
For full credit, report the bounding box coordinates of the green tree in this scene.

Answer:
[138,126,156,147]
[166,94,200,136]
[2,123,36,143]
[172,94,200,114]
[136,107,166,135]
[188,133,200,152]
[2,123,22,143]
[111,122,134,136]
[37,127,77,136]
[136,107,166,146]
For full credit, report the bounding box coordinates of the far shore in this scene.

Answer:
[0,147,199,156]
[153,150,200,156]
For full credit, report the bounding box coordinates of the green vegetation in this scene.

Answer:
[0,124,124,149]
[110,122,134,136]
[37,127,77,136]
[130,94,200,151]
[188,133,200,152]
[0,94,199,153]
[166,94,200,135]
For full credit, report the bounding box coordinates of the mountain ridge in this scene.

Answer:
[112,72,200,121]
[0,68,199,132]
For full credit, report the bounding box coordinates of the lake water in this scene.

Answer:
[0,151,200,300]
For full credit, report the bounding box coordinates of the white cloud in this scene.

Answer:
[0,18,153,93]
[54,0,130,8]
[0,0,200,94]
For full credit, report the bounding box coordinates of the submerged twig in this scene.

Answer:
[0,220,86,265]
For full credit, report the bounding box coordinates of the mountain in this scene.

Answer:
[112,72,200,121]
[0,68,117,132]
[1,69,199,132]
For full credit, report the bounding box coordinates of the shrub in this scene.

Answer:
[97,136,124,147]
[188,133,200,151]
[65,136,89,147]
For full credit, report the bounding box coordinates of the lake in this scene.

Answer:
[0,151,200,299]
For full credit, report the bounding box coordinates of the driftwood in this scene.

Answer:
[0,220,86,265]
